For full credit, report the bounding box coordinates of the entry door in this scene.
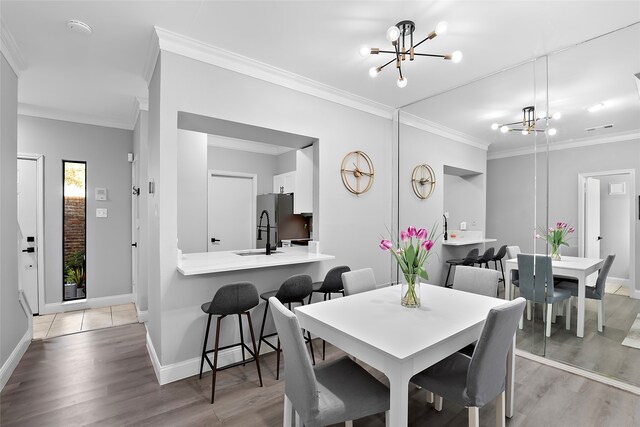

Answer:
[585,177,601,259]
[208,172,255,252]
[17,158,39,314]
[131,159,139,298]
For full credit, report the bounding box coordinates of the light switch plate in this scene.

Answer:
[95,187,107,201]
[96,208,108,218]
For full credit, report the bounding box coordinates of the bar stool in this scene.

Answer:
[258,274,314,379]
[444,248,479,288]
[474,247,495,268]
[307,265,350,360]
[491,245,508,286]
[199,282,263,404]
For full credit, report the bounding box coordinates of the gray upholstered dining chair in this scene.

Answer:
[556,254,615,332]
[269,297,389,427]
[453,265,499,298]
[411,297,526,427]
[342,268,376,296]
[517,254,572,337]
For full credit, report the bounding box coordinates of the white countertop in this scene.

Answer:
[442,238,497,246]
[177,246,335,275]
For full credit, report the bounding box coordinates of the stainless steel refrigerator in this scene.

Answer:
[256,193,308,248]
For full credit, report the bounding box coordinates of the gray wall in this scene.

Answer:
[133,110,149,312]
[398,120,488,286]
[18,116,134,304]
[207,137,278,195]
[600,174,630,279]
[147,50,394,369]
[444,173,485,232]
[487,139,640,293]
[177,130,208,253]
[276,149,296,174]
[1,53,28,369]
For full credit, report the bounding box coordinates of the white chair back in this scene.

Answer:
[342,268,376,296]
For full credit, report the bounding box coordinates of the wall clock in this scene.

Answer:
[411,163,436,199]
[341,151,375,195]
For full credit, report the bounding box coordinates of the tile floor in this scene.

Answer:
[32,303,139,340]
[605,281,631,296]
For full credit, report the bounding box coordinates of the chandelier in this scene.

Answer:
[360,20,462,88]
[491,106,561,136]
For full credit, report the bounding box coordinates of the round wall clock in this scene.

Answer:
[340,151,375,195]
[411,163,436,199]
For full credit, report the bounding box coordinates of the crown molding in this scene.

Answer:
[142,29,160,85]
[0,18,27,76]
[399,112,490,151]
[487,129,640,160]
[19,103,134,131]
[152,26,394,120]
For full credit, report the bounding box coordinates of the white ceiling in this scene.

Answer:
[2,1,639,149]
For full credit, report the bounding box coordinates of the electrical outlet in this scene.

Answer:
[460,221,467,230]
[96,208,108,218]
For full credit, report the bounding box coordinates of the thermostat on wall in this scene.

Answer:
[95,187,107,201]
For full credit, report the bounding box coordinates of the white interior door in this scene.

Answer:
[131,159,139,299]
[585,177,601,259]
[208,172,255,252]
[17,158,39,314]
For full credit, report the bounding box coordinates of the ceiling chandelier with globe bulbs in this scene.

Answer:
[360,20,462,88]
[491,106,561,136]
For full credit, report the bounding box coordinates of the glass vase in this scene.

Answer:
[550,245,561,261]
[401,274,422,308]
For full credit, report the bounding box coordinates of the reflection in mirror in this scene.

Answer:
[176,113,317,255]
[63,160,86,301]
[543,22,640,387]
[399,22,640,388]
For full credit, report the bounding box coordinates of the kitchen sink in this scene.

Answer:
[234,250,280,256]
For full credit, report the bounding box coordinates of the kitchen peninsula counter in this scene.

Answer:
[177,246,335,275]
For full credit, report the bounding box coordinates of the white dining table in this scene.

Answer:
[504,255,604,338]
[294,284,515,426]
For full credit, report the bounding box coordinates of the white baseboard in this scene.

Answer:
[137,309,148,323]
[608,277,630,287]
[41,293,134,315]
[0,329,31,392]
[515,349,640,396]
[145,331,272,385]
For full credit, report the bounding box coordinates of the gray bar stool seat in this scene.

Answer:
[258,274,315,379]
[199,282,263,404]
[307,266,351,360]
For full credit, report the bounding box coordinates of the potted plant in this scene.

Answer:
[537,222,574,260]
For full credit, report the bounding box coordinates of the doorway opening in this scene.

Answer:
[578,169,636,298]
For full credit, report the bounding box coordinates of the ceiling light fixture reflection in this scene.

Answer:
[491,106,560,135]
[361,20,461,88]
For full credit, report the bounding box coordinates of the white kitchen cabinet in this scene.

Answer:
[273,171,295,194]
[294,146,313,214]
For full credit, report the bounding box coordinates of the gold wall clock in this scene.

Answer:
[411,163,436,199]
[341,151,375,195]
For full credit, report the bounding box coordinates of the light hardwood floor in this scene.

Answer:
[516,291,640,387]
[1,323,639,426]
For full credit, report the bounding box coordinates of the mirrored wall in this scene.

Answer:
[398,22,640,387]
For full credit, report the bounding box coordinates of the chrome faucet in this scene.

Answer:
[257,210,273,255]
